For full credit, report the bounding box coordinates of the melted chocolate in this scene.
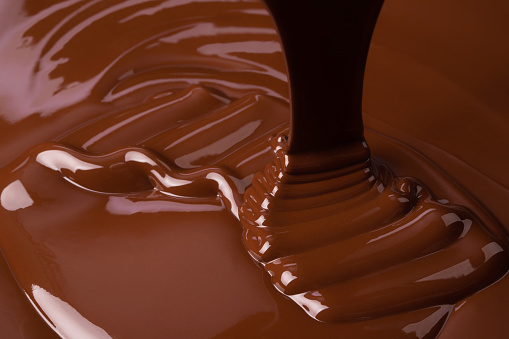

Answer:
[241,138,509,322]
[241,0,509,325]
[0,1,508,338]
[263,0,384,155]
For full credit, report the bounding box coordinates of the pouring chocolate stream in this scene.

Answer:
[239,0,509,323]
[0,0,508,337]
[263,0,383,161]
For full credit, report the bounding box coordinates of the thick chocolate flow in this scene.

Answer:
[239,0,509,324]
[263,0,383,158]
[0,1,508,338]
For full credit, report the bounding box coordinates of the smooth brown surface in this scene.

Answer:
[0,0,508,338]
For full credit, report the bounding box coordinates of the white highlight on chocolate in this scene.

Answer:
[281,271,297,287]
[125,151,158,166]
[206,172,239,218]
[36,150,102,173]
[1,180,34,211]
[31,284,112,339]
[106,196,222,215]
[291,292,329,319]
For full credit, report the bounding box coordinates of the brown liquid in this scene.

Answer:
[0,1,508,338]
[242,0,509,325]
[262,0,383,155]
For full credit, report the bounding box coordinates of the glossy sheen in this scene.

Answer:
[240,136,509,323]
[240,0,509,327]
[0,1,508,339]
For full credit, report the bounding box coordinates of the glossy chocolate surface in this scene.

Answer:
[242,0,509,327]
[0,1,508,338]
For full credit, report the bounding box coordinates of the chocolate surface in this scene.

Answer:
[0,0,508,338]
[241,0,508,327]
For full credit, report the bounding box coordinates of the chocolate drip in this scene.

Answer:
[240,133,509,323]
[0,1,508,338]
[236,0,509,326]
[263,0,384,161]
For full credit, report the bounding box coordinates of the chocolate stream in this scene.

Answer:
[263,0,384,157]
[0,1,508,338]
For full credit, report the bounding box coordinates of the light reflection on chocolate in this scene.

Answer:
[240,134,509,323]
[0,0,508,338]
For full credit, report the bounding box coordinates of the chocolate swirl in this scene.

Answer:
[0,0,508,337]
[240,137,509,322]
[0,86,289,215]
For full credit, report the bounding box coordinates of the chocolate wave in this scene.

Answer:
[2,86,509,331]
[1,86,288,214]
[239,136,509,322]
[0,84,291,336]
[1,1,509,337]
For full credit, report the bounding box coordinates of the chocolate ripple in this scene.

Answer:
[239,137,509,322]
